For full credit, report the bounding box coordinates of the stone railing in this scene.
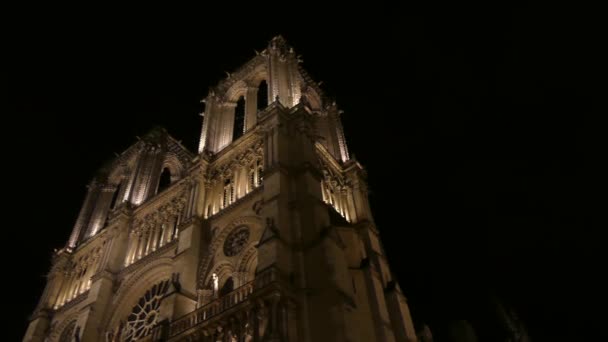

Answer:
[145,266,291,342]
[169,282,254,338]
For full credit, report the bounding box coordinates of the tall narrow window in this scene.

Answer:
[110,182,122,209]
[158,167,172,193]
[257,80,268,110]
[219,277,234,297]
[223,179,232,208]
[233,96,246,141]
[172,216,179,240]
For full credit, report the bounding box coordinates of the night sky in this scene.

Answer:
[7,3,601,341]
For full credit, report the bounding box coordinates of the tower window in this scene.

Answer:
[233,96,246,141]
[158,167,172,193]
[257,80,269,110]
[110,182,122,209]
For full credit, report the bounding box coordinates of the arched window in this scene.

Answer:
[219,277,234,297]
[257,80,269,110]
[233,96,246,141]
[110,182,122,209]
[223,179,234,208]
[158,167,172,193]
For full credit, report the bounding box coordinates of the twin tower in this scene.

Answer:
[25,36,418,342]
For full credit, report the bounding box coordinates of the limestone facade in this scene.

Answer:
[24,36,418,342]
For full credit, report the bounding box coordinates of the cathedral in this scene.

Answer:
[24,36,418,342]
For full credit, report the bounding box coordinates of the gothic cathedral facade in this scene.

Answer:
[24,36,417,342]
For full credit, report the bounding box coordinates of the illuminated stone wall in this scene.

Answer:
[24,36,417,342]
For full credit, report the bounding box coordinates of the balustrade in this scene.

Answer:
[148,267,289,341]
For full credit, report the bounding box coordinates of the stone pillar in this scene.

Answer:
[346,165,374,223]
[130,144,162,205]
[22,309,51,342]
[125,150,145,204]
[199,94,221,153]
[150,224,160,252]
[345,186,358,223]
[76,273,115,342]
[173,214,203,303]
[216,102,236,151]
[200,289,214,306]
[68,181,100,247]
[386,285,418,342]
[125,232,136,266]
[362,264,397,342]
[87,185,116,237]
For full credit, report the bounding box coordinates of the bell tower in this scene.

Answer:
[24,36,418,342]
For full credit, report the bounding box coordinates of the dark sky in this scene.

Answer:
[7,3,601,341]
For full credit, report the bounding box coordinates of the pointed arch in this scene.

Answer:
[197,216,264,288]
[257,80,269,110]
[235,244,258,283]
[58,320,77,342]
[204,261,235,289]
[102,258,173,336]
[160,152,185,181]
[157,167,172,193]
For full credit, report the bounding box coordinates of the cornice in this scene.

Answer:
[205,186,263,221]
[53,290,89,314]
[118,240,178,279]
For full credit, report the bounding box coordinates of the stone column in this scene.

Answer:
[86,185,115,237]
[125,232,136,266]
[68,181,101,247]
[218,102,237,151]
[199,94,221,153]
[346,166,374,223]
[22,309,51,342]
[345,186,357,223]
[200,289,214,306]
[385,285,418,342]
[150,224,160,252]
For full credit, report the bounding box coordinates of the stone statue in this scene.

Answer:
[212,273,219,295]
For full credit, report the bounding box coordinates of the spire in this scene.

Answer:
[268,35,289,49]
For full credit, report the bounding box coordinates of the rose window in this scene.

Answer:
[223,225,250,256]
[124,279,170,341]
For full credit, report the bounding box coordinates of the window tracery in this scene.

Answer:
[224,225,250,257]
[122,279,171,341]
[58,321,76,342]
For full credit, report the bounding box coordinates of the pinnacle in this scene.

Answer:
[271,34,286,43]
[268,34,292,52]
